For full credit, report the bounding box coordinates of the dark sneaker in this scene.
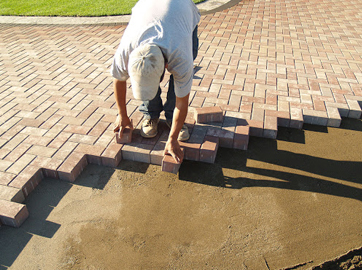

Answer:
[140,118,159,138]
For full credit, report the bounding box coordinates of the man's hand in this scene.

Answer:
[164,138,184,164]
[113,79,132,134]
[113,115,133,133]
[164,93,189,163]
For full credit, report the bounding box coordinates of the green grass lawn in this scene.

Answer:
[0,0,205,17]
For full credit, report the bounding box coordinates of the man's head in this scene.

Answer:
[128,44,165,101]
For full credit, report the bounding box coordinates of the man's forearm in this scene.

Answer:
[169,94,189,141]
[164,94,189,163]
[113,79,128,117]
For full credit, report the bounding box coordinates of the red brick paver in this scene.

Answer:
[1,0,362,226]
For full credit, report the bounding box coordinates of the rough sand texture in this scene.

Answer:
[0,118,361,269]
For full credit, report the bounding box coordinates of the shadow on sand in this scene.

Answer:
[179,118,362,202]
[0,118,361,269]
[0,165,116,269]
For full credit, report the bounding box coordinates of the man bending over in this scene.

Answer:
[111,0,200,163]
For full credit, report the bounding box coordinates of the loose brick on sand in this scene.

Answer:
[194,106,223,123]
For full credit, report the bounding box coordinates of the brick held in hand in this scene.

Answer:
[120,127,133,143]
[161,148,185,174]
[194,106,223,123]
[115,126,133,144]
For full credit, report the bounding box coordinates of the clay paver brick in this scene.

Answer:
[20,126,48,137]
[8,165,43,197]
[115,127,133,144]
[101,142,123,167]
[326,106,342,127]
[346,99,362,119]
[206,126,234,148]
[0,185,25,203]
[161,148,185,174]
[200,136,219,164]
[162,154,181,174]
[23,135,53,147]
[6,154,36,175]
[0,199,29,228]
[74,144,106,165]
[189,125,208,144]
[290,108,304,129]
[0,171,17,186]
[58,152,88,182]
[0,159,14,171]
[303,109,329,126]
[122,142,153,164]
[194,106,223,123]
[263,115,278,139]
[233,122,250,151]
[63,125,91,135]
[30,156,64,179]
[150,130,169,166]
[121,132,153,163]
[88,121,110,137]
[27,145,58,158]
[69,133,98,145]
[179,141,201,161]
[18,118,44,128]
[243,120,261,138]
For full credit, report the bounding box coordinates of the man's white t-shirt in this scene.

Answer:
[110,0,200,98]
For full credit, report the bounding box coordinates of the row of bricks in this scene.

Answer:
[193,68,362,94]
[0,106,249,185]
[0,108,246,227]
[0,100,361,154]
[0,140,120,227]
[188,88,362,117]
[0,183,27,227]
[0,127,221,227]
[117,129,221,169]
[2,100,349,187]
[1,72,360,141]
[1,97,356,184]
[190,90,362,111]
[0,104,356,179]
[190,79,362,103]
[2,56,360,113]
[1,98,360,227]
[116,126,224,165]
[2,96,354,174]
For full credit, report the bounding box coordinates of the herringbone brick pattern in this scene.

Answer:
[1,0,362,226]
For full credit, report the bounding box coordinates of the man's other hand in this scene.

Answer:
[114,115,133,133]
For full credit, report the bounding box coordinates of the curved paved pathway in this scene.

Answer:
[1,0,362,227]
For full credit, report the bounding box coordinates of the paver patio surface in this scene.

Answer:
[0,0,362,226]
